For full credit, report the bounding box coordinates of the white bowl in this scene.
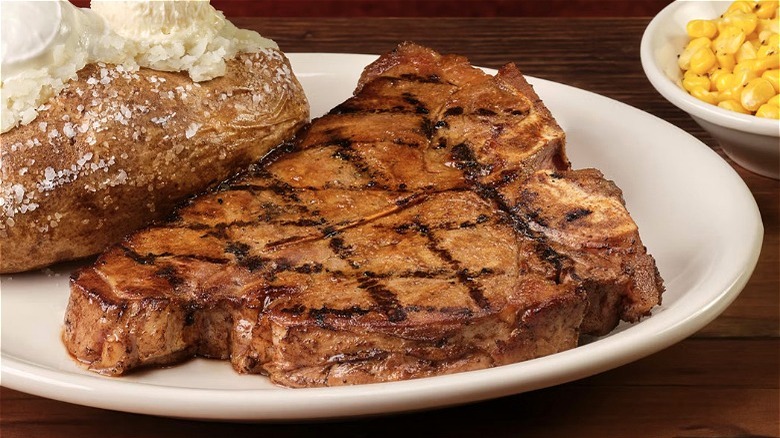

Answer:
[641,0,780,179]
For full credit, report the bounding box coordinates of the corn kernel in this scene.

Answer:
[763,69,780,91]
[718,85,744,102]
[717,52,737,70]
[714,26,747,55]
[691,87,719,105]
[726,1,756,15]
[718,99,751,113]
[760,30,775,46]
[690,47,718,74]
[741,77,776,110]
[719,13,759,35]
[756,1,779,19]
[683,73,712,92]
[737,40,759,62]
[755,53,780,70]
[734,60,762,84]
[684,69,702,79]
[767,94,780,106]
[687,19,718,39]
[755,103,780,118]
[680,37,714,69]
[710,69,730,90]
[758,18,780,36]
[763,34,780,49]
[757,44,775,58]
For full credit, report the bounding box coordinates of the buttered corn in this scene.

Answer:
[680,0,780,118]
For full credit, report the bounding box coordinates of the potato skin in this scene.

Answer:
[0,49,309,273]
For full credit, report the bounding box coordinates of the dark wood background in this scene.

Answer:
[71,0,672,17]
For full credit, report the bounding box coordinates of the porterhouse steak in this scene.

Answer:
[63,43,664,387]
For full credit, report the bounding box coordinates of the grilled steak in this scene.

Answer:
[63,43,663,387]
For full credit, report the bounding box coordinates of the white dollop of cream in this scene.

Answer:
[90,0,277,81]
[0,0,278,134]
[1,2,64,78]
[1,0,135,133]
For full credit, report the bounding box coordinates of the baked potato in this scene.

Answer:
[0,48,309,273]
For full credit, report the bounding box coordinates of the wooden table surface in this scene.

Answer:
[2,18,778,438]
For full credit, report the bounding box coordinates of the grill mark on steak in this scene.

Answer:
[265,192,429,251]
[224,241,251,259]
[328,236,354,259]
[406,219,492,310]
[443,106,464,116]
[450,142,493,178]
[362,267,458,279]
[154,265,184,289]
[260,259,325,281]
[565,208,593,222]
[329,139,391,190]
[358,277,407,322]
[535,244,568,284]
[188,216,325,239]
[119,245,157,265]
[279,217,329,227]
[310,306,373,328]
[201,222,245,239]
[232,181,302,204]
[119,245,230,266]
[329,104,411,115]
[118,244,229,265]
[399,73,443,84]
[402,92,429,114]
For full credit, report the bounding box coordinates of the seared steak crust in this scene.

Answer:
[63,43,663,387]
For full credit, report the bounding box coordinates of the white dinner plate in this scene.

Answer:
[0,53,763,421]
